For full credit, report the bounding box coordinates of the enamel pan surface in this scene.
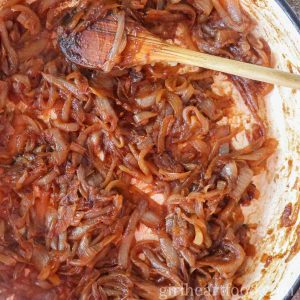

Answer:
[277,5,300,300]
[276,0,300,300]
[232,0,300,299]
[277,0,300,295]
[269,2,299,299]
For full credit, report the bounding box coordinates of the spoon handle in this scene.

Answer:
[141,38,300,89]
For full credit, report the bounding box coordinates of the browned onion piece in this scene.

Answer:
[143,248,183,285]
[0,81,8,109]
[212,0,248,32]
[38,0,60,14]
[91,87,118,132]
[157,115,174,153]
[70,234,117,266]
[215,29,240,48]
[46,0,81,29]
[45,128,69,165]
[183,106,209,134]
[180,248,196,267]
[31,246,52,280]
[118,200,148,269]
[159,234,180,269]
[0,253,16,266]
[36,168,58,185]
[132,279,162,299]
[188,0,213,16]
[18,37,49,62]
[167,92,184,118]
[145,9,186,23]
[198,239,246,278]
[167,3,196,25]
[12,4,41,35]
[197,97,222,121]
[0,0,23,10]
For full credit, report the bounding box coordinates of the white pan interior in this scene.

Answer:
[236,0,300,299]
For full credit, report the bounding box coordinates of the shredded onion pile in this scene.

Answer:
[0,0,277,299]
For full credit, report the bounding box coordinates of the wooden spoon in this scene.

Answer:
[59,14,300,89]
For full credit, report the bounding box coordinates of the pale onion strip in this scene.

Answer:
[133,111,157,124]
[52,119,79,132]
[159,169,191,181]
[135,92,156,108]
[230,165,253,201]
[36,168,58,186]
[119,165,153,184]
[166,92,183,118]
[0,253,16,266]
[101,158,117,188]
[61,95,72,122]
[107,10,125,62]
[138,145,152,176]
[157,115,174,153]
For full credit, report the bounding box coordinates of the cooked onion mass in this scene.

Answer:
[0,0,277,299]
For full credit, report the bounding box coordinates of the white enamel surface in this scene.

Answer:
[236,1,300,299]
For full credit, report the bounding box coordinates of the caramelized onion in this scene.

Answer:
[0,1,277,298]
